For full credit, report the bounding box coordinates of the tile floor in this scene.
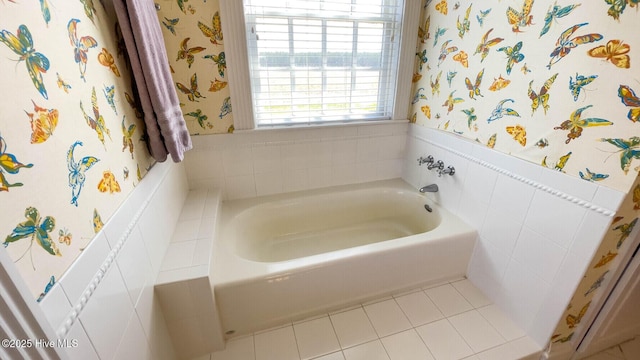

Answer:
[193,278,542,360]
[583,336,640,360]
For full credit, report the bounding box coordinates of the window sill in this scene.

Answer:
[233,118,409,134]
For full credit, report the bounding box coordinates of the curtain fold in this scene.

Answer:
[113,0,192,162]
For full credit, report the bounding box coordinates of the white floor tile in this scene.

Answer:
[330,308,378,349]
[424,284,474,317]
[211,336,255,360]
[451,279,492,308]
[293,316,341,360]
[314,352,346,360]
[364,299,412,337]
[343,340,390,360]
[381,329,434,360]
[477,305,525,341]
[395,291,444,327]
[254,326,300,360]
[416,319,474,360]
[620,337,640,359]
[448,310,505,353]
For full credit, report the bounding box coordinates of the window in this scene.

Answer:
[220,0,418,129]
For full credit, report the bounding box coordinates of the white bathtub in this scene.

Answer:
[212,178,476,337]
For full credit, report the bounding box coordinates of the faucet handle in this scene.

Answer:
[417,155,434,166]
[438,165,455,177]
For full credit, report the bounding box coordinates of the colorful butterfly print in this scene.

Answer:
[435,0,448,15]
[476,8,491,27]
[430,71,442,96]
[0,135,33,192]
[446,70,457,86]
[3,207,59,269]
[177,37,206,68]
[566,301,590,329]
[507,0,534,32]
[25,100,58,144]
[162,17,179,35]
[579,168,609,182]
[81,87,112,148]
[98,48,120,77]
[93,208,103,233]
[209,79,228,93]
[474,28,503,62]
[121,116,136,158]
[67,141,99,206]
[452,51,468,67]
[412,88,428,104]
[497,41,524,75]
[0,24,50,99]
[56,73,71,93]
[40,0,51,26]
[219,97,232,118]
[187,109,212,129]
[521,63,531,74]
[438,40,458,66]
[227,124,235,133]
[58,228,72,246]
[487,99,520,123]
[98,170,121,194]
[453,1,460,10]
[462,107,477,129]
[442,91,464,114]
[547,23,602,69]
[79,0,97,23]
[123,166,129,180]
[421,105,432,119]
[528,73,558,115]
[412,73,423,83]
[124,91,143,119]
[539,2,580,38]
[415,50,428,72]
[68,19,98,81]
[465,68,484,100]
[595,250,618,268]
[588,40,631,69]
[486,133,497,148]
[605,0,640,20]
[633,183,640,210]
[555,105,612,144]
[535,138,549,148]
[419,16,430,43]
[103,85,117,114]
[552,333,574,344]
[457,5,472,38]
[585,270,609,297]
[489,75,510,91]
[176,73,205,102]
[198,11,223,45]
[433,27,447,47]
[614,218,637,249]
[36,276,55,302]
[542,152,572,171]
[600,136,640,175]
[616,86,640,122]
[506,125,527,146]
[203,52,226,78]
[569,73,597,101]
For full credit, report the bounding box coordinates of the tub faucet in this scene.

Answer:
[419,184,439,193]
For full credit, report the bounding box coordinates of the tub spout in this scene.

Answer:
[419,184,438,193]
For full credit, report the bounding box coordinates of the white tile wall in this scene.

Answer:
[402,125,623,348]
[185,122,409,199]
[40,160,189,360]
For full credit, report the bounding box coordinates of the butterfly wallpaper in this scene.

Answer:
[411,0,639,354]
[156,0,233,134]
[411,0,639,194]
[0,1,153,299]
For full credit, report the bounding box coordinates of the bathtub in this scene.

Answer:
[212,178,476,337]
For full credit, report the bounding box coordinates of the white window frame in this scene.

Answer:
[219,0,420,130]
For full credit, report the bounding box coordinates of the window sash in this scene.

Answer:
[244,0,403,127]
